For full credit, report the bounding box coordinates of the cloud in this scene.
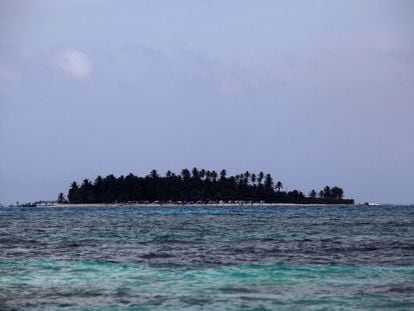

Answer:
[55,48,92,80]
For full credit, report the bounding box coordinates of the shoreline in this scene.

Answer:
[52,202,356,208]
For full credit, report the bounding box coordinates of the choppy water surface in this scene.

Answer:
[1,205,413,310]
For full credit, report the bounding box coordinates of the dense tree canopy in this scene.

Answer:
[64,168,353,204]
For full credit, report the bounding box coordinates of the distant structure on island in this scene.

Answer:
[58,168,354,205]
[8,200,56,208]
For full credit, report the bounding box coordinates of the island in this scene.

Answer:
[57,168,354,205]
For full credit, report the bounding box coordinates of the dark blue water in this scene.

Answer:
[1,205,413,310]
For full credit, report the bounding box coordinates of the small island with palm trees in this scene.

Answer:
[58,168,354,205]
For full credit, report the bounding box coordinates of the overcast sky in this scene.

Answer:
[1,0,413,205]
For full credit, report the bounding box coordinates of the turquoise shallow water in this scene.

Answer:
[1,205,413,310]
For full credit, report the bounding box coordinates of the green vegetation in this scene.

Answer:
[62,168,353,205]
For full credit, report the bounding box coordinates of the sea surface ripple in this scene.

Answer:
[0,205,413,310]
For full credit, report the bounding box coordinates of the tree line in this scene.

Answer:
[59,168,353,204]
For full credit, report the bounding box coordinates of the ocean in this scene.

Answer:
[1,205,413,310]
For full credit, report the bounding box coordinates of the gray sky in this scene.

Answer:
[1,0,413,205]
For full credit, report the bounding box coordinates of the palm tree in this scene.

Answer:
[258,171,264,184]
[68,181,80,203]
[181,168,191,180]
[150,169,158,179]
[244,171,250,181]
[250,173,256,185]
[275,181,283,192]
[319,190,324,199]
[330,186,344,199]
[264,174,273,190]
[211,170,218,181]
[191,167,200,179]
[57,192,66,204]
[309,189,317,199]
[94,175,103,185]
[323,186,331,199]
[220,169,227,180]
